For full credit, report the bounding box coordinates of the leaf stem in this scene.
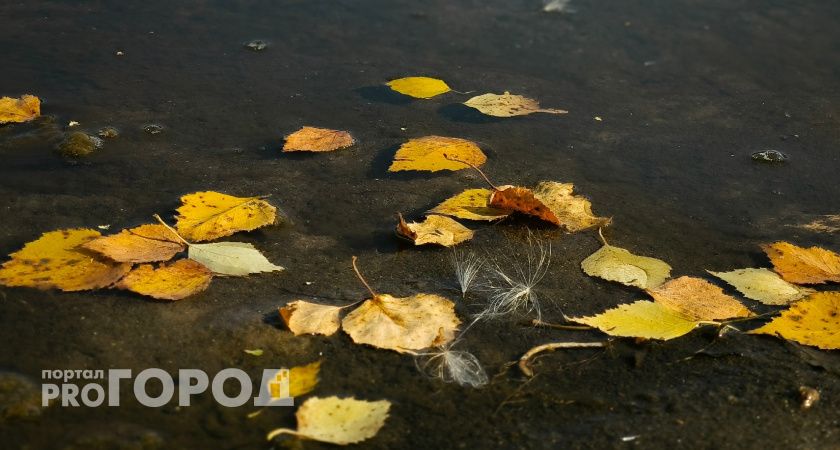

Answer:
[442,154,500,191]
[266,428,299,441]
[518,341,606,377]
[152,214,191,246]
[597,227,608,246]
[352,256,378,298]
[530,319,592,331]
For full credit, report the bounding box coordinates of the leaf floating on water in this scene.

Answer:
[647,276,752,321]
[289,361,321,397]
[175,191,277,242]
[189,242,283,276]
[0,229,131,291]
[244,349,264,356]
[267,396,391,445]
[280,300,343,336]
[396,214,474,247]
[581,243,671,289]
[749,292,840,350]
[283,126,355,152]
[795,215,840,234]
[708,268,814,305]
[386,76,451,99]
[490,181,610,232]
[115,259,212,300]
[762,241,840,285]
[429,188,512,221]
[388,136,486,172]
[82,224,185,263]
[0,94,40,124]
[568,300,699,340]
[463,91,567,117]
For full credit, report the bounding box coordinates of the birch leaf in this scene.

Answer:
[82,224,185,263]
[267,396,391,445]
[283,126,355,152]
[762,241,840,284]
[581,244,671,289]
[429,188,512,221]
[388,136,486,172]
[463,91,567,117]
[0,95,41,124]
[115,259,212,300]
[289,361,321,397]
[749,292,840,350]
[647,276,752,321]
[189,242,283,276]
[386,76,450,99]
[490,181,610,232]
[175,191,277,242]
[708,268,814,305]
[395,214,473,247]
[568,300,699,340]
[280,300,342,336]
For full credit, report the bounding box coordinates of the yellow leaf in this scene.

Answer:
[175,191,277,242]
[115,259,212,300]
[386,76,450,99]
[490,182,610,232]
[749,292,840,350]
[647,276,752,321]
[388,136,486,172]
[82,224,185,263]
[289,361,321,397]
[581,244,671,289]
[341,293,461,353]
[283,126,355,152]
[569,300,699,340]
[708,268,814,305]
[796,215,840,233]
[267,396,391,445]
[395,214,473,247]
[463,91,567,117]
[0,95,40,124]
[0,229,131,292]
[280,300,342,336]
[762,241,840,284]
[244,349,264,356]
[428,188,512,221]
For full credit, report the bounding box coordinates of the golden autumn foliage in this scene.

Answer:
[569,300,699,340]
[115,259,212,300]
[581,241,671,289]
[750,292,840,350]
[388,136,486,172]
[490,182,610,232]
[429,188,512,221]
[647,276,752,321]
[0,94,41,124]
[0,229,131,291]
[280,300,343,336]
[464,92,567,117]
[283,126,355,152]
[267,396,391,445]
[708,268,813,305]
[762,241,840,284]
[82,224,185,263]
[395,214,473,247]
[175,191,277,242]
[386,76,450,99]
[289,361,321,397]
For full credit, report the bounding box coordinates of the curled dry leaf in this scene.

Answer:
[280,300,343,336]
[82,224,185,263]
[188,242,283,276]
[396,214,473,247]
[386,76,450,99]
[428,188,512,221]
[267,396,391,445]
[388,136,486,172]
[175,191,277,242]
[708,268,814,305]
[490,181,610,232]
[289,361,321,397]
[463,91,567,117]
[283,126,355,152]
[568,300,699,340]
[0,94,40,124]
[647,276,752,321]
[581,243,671,289]
[0,229,131,292]
[115,259,212,300]
[749,292,840,350]
[762,241,840,284]
[341,293,461,353]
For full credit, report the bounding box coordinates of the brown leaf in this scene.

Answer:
[647,276,752,321]
[489,181,609,231]
[82,224,185,263]
[395,214,473,247]
[762,241,840,284]
[0,95,41,124]
[280,300,342,336]
[283,126,355,152]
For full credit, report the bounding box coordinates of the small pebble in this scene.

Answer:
[57,131,102,158]
[751,150,788,163]
[799,386,819,410]
[143,124,164,135]
[98,126,119,138]
[245,40,268,51]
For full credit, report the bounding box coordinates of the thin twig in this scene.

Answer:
[351,256,378,298]
[443,154,500,191]
[530,319,592,331]
[519,341,606,377]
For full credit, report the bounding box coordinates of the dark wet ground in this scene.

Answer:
[1,0,839,448]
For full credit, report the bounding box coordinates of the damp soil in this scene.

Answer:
[1,0,839,449]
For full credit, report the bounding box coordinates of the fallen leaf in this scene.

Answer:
[267,396,391,445]
[175,191,277,242]
[490,182,609,232]
[280,300,343,336]
[82,224,185,263]
[244,349,264,356]
[0,229,131,291]
[341,293,460,353]
[463,91,567,117]
[386,76,450,99]
[115,259,212,300]
[289,361,321,397]
[762,241,840,284]
[283,126,355,152]
[395,214,473,247]
[581,243,671,289]
[189,242,283,276]
[647,276,752,321]
[388,136,486,172]
[428,188,512,221]
[568,300,699,340]
[0,95,40,124]
[749,292,840,350]
[709,268,814,305]
[794,215,840,234]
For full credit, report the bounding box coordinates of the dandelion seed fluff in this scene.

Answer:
[416,348,488,388]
